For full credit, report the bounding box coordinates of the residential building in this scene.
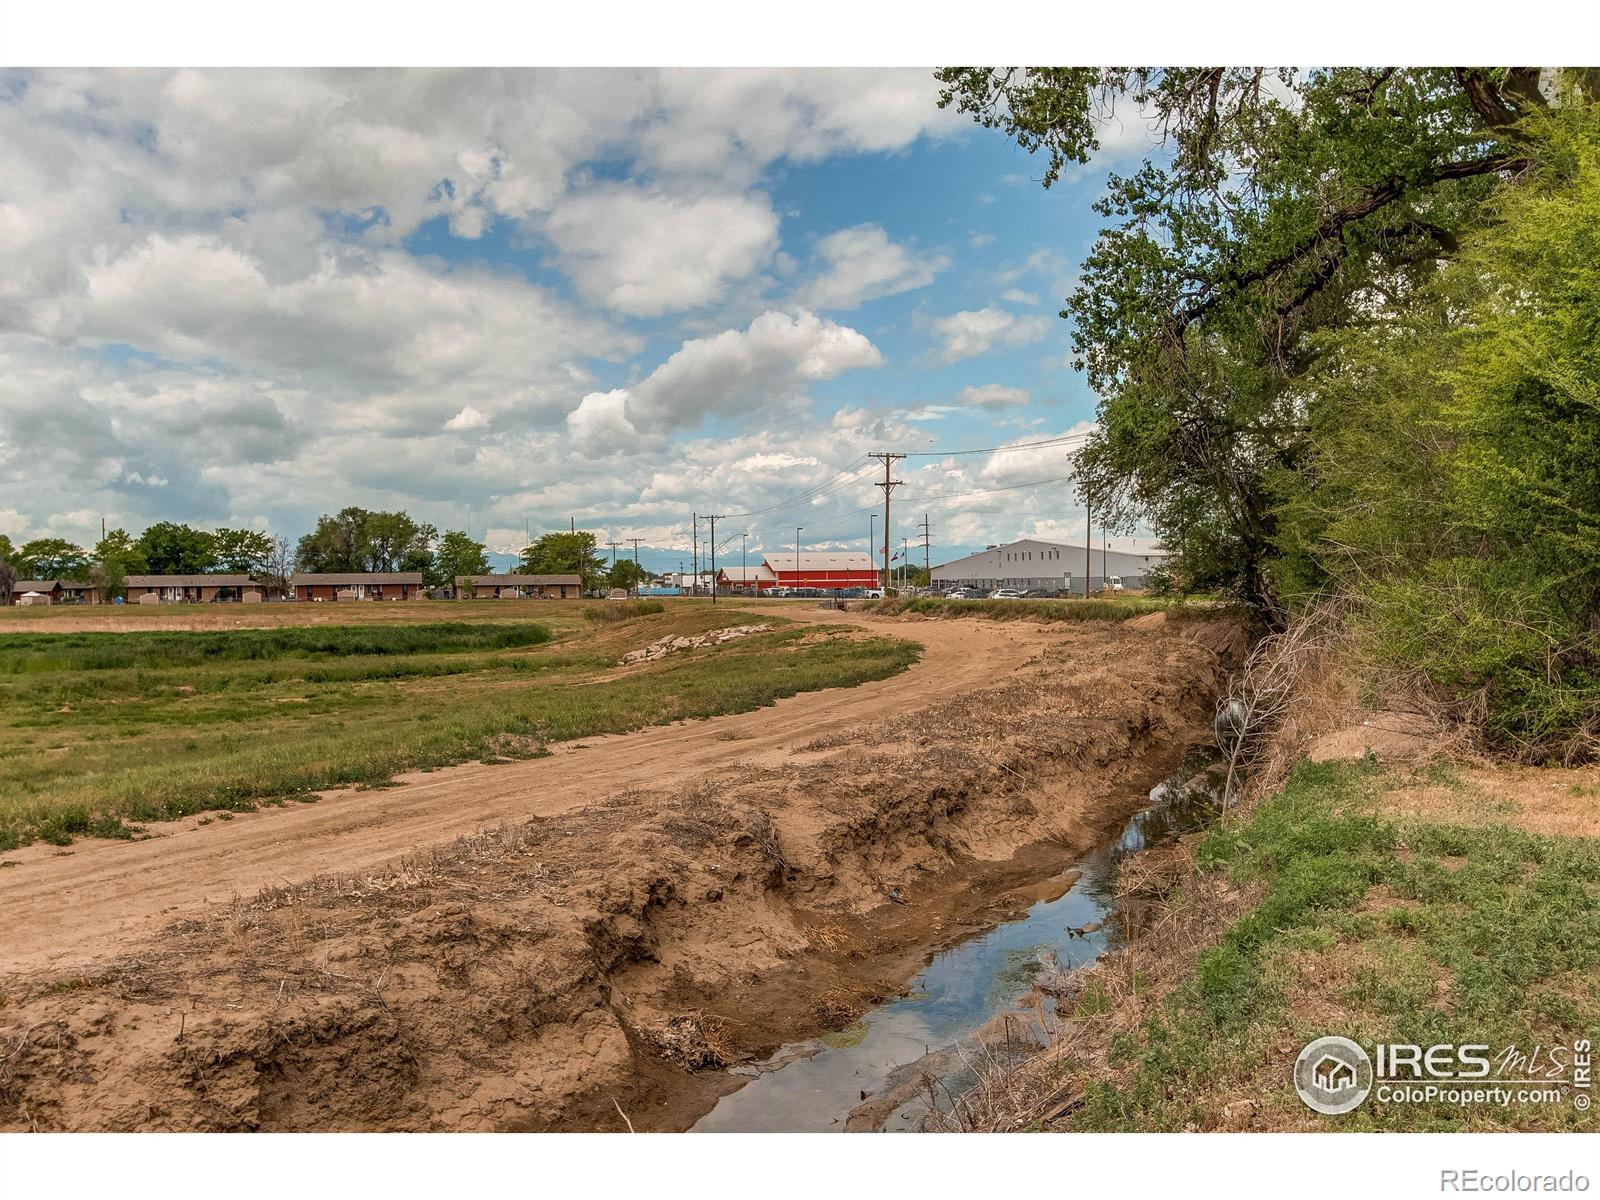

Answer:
[931,537,1169,592]
[58,580,101,605]
[10,580,62,605]
[124,574,264,603]
[290,572,424,601]
[460,573,581,599]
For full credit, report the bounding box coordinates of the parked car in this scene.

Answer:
[862,587,884,599]
[990,589,1025,600]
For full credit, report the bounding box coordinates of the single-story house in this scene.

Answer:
[58,580,101,605]
[10,580,62,605]
[460,574,581,599]
[931,536,1170,592]
[123,574,264,603]
[290,572,425,601]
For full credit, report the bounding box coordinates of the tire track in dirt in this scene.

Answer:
[0,608,1051,975]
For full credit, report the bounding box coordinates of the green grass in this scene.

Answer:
[0,622,553,673]
[866,595,1181,622]
[1072,759,1600,1131]
[0,610,919,851]
[582,599,666,623]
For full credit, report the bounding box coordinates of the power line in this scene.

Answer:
[722,455,875,518]
[905,431,1093,458]
[898,472,1080,505]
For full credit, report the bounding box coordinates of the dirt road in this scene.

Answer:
[1,607,1051,975]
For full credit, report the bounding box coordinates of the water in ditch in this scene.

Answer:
[691,754,1223,1132]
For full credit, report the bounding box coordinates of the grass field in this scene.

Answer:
[1072,760,1599,1131]
[0,601,919,850]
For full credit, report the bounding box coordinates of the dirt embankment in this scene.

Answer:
[0,614,1244,1132]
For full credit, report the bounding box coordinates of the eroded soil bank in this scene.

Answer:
[0,613,1246,1132]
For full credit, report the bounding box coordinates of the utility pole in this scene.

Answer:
[795,526,803,590]
[869,452,904,594]
[607,540,620,573]
[919,514,931,588]
[740,533,747,596]
[901,537,909,591]
[692,513,699,598]
[704,517,722,604]
[1084,500,1092,599]
[870,513,878,584]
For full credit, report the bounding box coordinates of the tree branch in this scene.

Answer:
[1169,153,1530,335]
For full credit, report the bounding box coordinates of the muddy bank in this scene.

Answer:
[0,616,1244,1132]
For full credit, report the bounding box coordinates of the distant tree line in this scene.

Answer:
[1,511,652,604]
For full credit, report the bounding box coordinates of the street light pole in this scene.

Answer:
[795,526,803,592]
[870,513,877,587]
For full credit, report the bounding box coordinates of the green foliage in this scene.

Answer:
[1279,110,1600,758]
[211,527,274,574]
[0,535,15,604]
[433,529,490,589]
[606,558,649,591]
[520,530,605,591]
[15,537,91,579]
[89,528,147,600]
[294,506,438,575]
[582,599,665,624]
[135,522,217,575]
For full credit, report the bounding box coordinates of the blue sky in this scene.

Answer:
[0,69,1161,572]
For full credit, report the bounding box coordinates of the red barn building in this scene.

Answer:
[760,551,878,592]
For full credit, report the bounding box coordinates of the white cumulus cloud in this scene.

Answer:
[957,384,1031,410]
[566,309,882,455]
[927,307,1053,363]
[545,186,779,316]
[798,223,947,310]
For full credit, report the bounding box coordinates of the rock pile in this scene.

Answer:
[622,624,773,664]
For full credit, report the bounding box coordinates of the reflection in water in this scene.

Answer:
[691,755,1221,1132]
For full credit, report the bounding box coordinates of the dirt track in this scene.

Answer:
[0,606,1051,976]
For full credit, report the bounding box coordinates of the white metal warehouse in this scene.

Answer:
[931,536,1169,592]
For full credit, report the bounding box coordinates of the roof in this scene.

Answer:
[466,574,581,587]
[12,580,60,591]
[125,574,259,587]
[765,552,876,572]
[934,536,1170,573]
[290,573,424,585]
[715,564,776,581]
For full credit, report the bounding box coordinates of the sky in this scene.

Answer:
[0,68,1167,573]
